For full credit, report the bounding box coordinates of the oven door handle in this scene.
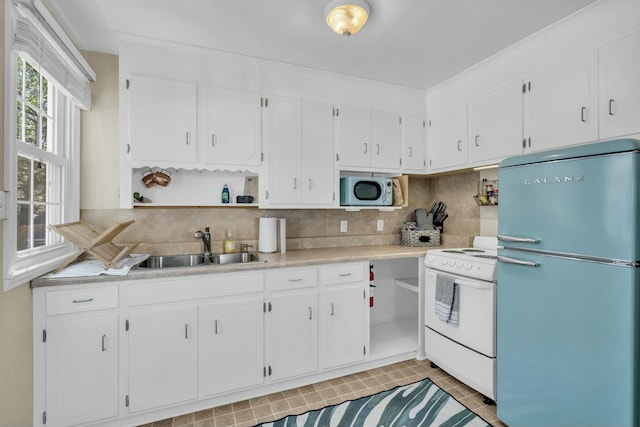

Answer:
[453,279,494,290]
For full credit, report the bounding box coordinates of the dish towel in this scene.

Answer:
[435,273,460,326]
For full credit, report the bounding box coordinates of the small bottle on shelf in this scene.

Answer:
[221,184,230,204]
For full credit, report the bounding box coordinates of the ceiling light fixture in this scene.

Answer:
[324,0,370,37]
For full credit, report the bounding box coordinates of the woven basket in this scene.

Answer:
[401,222,440,247]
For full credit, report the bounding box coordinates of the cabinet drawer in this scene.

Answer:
[46,286,119,315]
[267,268,317,291]
[319,262,366,285]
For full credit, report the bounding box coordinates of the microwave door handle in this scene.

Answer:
[497,234,539,243]
[498,256,539,267]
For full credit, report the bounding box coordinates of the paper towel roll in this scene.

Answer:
[259,217,278,253]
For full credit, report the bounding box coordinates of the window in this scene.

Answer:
[16,56,64,253]
[4,1,94,291]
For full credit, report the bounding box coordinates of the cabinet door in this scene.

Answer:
[201,297,264,396]
[371,110,402,170]
[336,105,371,168]
[45,314,119,427]
[302,100,336,205]
[599,32,640,139]
[322,284,366,368]
[524,51,598,151]
[403,114,426,172]
[201,86,262,166]
[128,306,198,413]
[426,98,468,171]
[129,75,197,163]
[263,96,302,205]
[469,81,524,165]
[268,291,318,381]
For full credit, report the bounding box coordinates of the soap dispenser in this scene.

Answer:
[223,229,236,253]
[221,184,230,204]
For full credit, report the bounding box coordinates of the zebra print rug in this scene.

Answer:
[255,378,491,427]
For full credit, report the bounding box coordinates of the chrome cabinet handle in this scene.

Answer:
[185,324,191,339]
[609,99,616,116]
[408,147,413,157]
[498,234,540,243]
[101,334,107,352]
[581,107,587,122]
[293,178,297,189]
[211,134,216,147]
[363,142,368,154]
[338,273,352,277]
[330,303,335,316]
[214,319,219,335]
[457,140,462,151]
[498,256,539,267]
[186,132,191,145]
[288,278,302,282]
[475,135,480,147]
[72,298,94,304]
[308,307,313,320]
[376,144,380,155]
[308,179,312,190]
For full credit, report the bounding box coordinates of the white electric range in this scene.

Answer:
[424,236,498,402]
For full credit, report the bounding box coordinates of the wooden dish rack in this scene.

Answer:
[49,221,141,273]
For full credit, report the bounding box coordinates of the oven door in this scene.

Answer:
[424,267,495,357]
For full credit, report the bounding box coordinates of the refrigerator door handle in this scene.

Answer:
[497,234,539,244]
[498,256,539,267]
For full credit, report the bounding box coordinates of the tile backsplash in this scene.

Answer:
[80,174,480,254]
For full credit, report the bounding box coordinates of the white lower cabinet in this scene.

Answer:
[44,314,119,426]
[32,260,385,427]
[320,263,368,368]
[267,290,318,381]
[200,296,265,396]
[127,305,198,413]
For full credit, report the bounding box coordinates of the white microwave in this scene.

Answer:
[340,177,393,206]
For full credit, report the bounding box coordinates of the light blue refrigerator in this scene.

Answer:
[497,139,640,427]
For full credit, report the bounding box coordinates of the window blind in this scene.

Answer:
[11,1,94,110]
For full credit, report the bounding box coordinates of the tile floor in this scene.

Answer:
[141,359,507,427]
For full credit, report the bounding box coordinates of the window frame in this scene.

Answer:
[3,50,81,291]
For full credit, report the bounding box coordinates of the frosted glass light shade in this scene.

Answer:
[325,0,370,37]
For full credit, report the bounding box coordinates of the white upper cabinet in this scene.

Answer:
[336,104,371,169]
[262,95,302,205]
[599,31,640,140]
[468,81,523,166]
[523,51,598,152]
[337,105,402,171]
[426,97,468,172]
[301,100,336,205]
[128,75,197,163]
[402,114,427,172]
[262,96,336,207]
[200,86,262,166]
[371,110,402,170]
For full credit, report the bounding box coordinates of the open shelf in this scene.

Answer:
[369,317,419,358]
[394,277,419,293]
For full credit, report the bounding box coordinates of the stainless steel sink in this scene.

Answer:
[138,253,258,269]
[211,252,257,265]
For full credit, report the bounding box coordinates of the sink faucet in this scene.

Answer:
[194,227,212,262]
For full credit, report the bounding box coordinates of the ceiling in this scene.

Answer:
[42,0,601,90]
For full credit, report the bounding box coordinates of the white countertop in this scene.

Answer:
[31,244,440,288]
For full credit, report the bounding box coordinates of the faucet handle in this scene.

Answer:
[242,244,253,253]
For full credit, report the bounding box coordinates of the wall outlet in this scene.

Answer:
[340,220,348,233]
[377,219,384,231]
